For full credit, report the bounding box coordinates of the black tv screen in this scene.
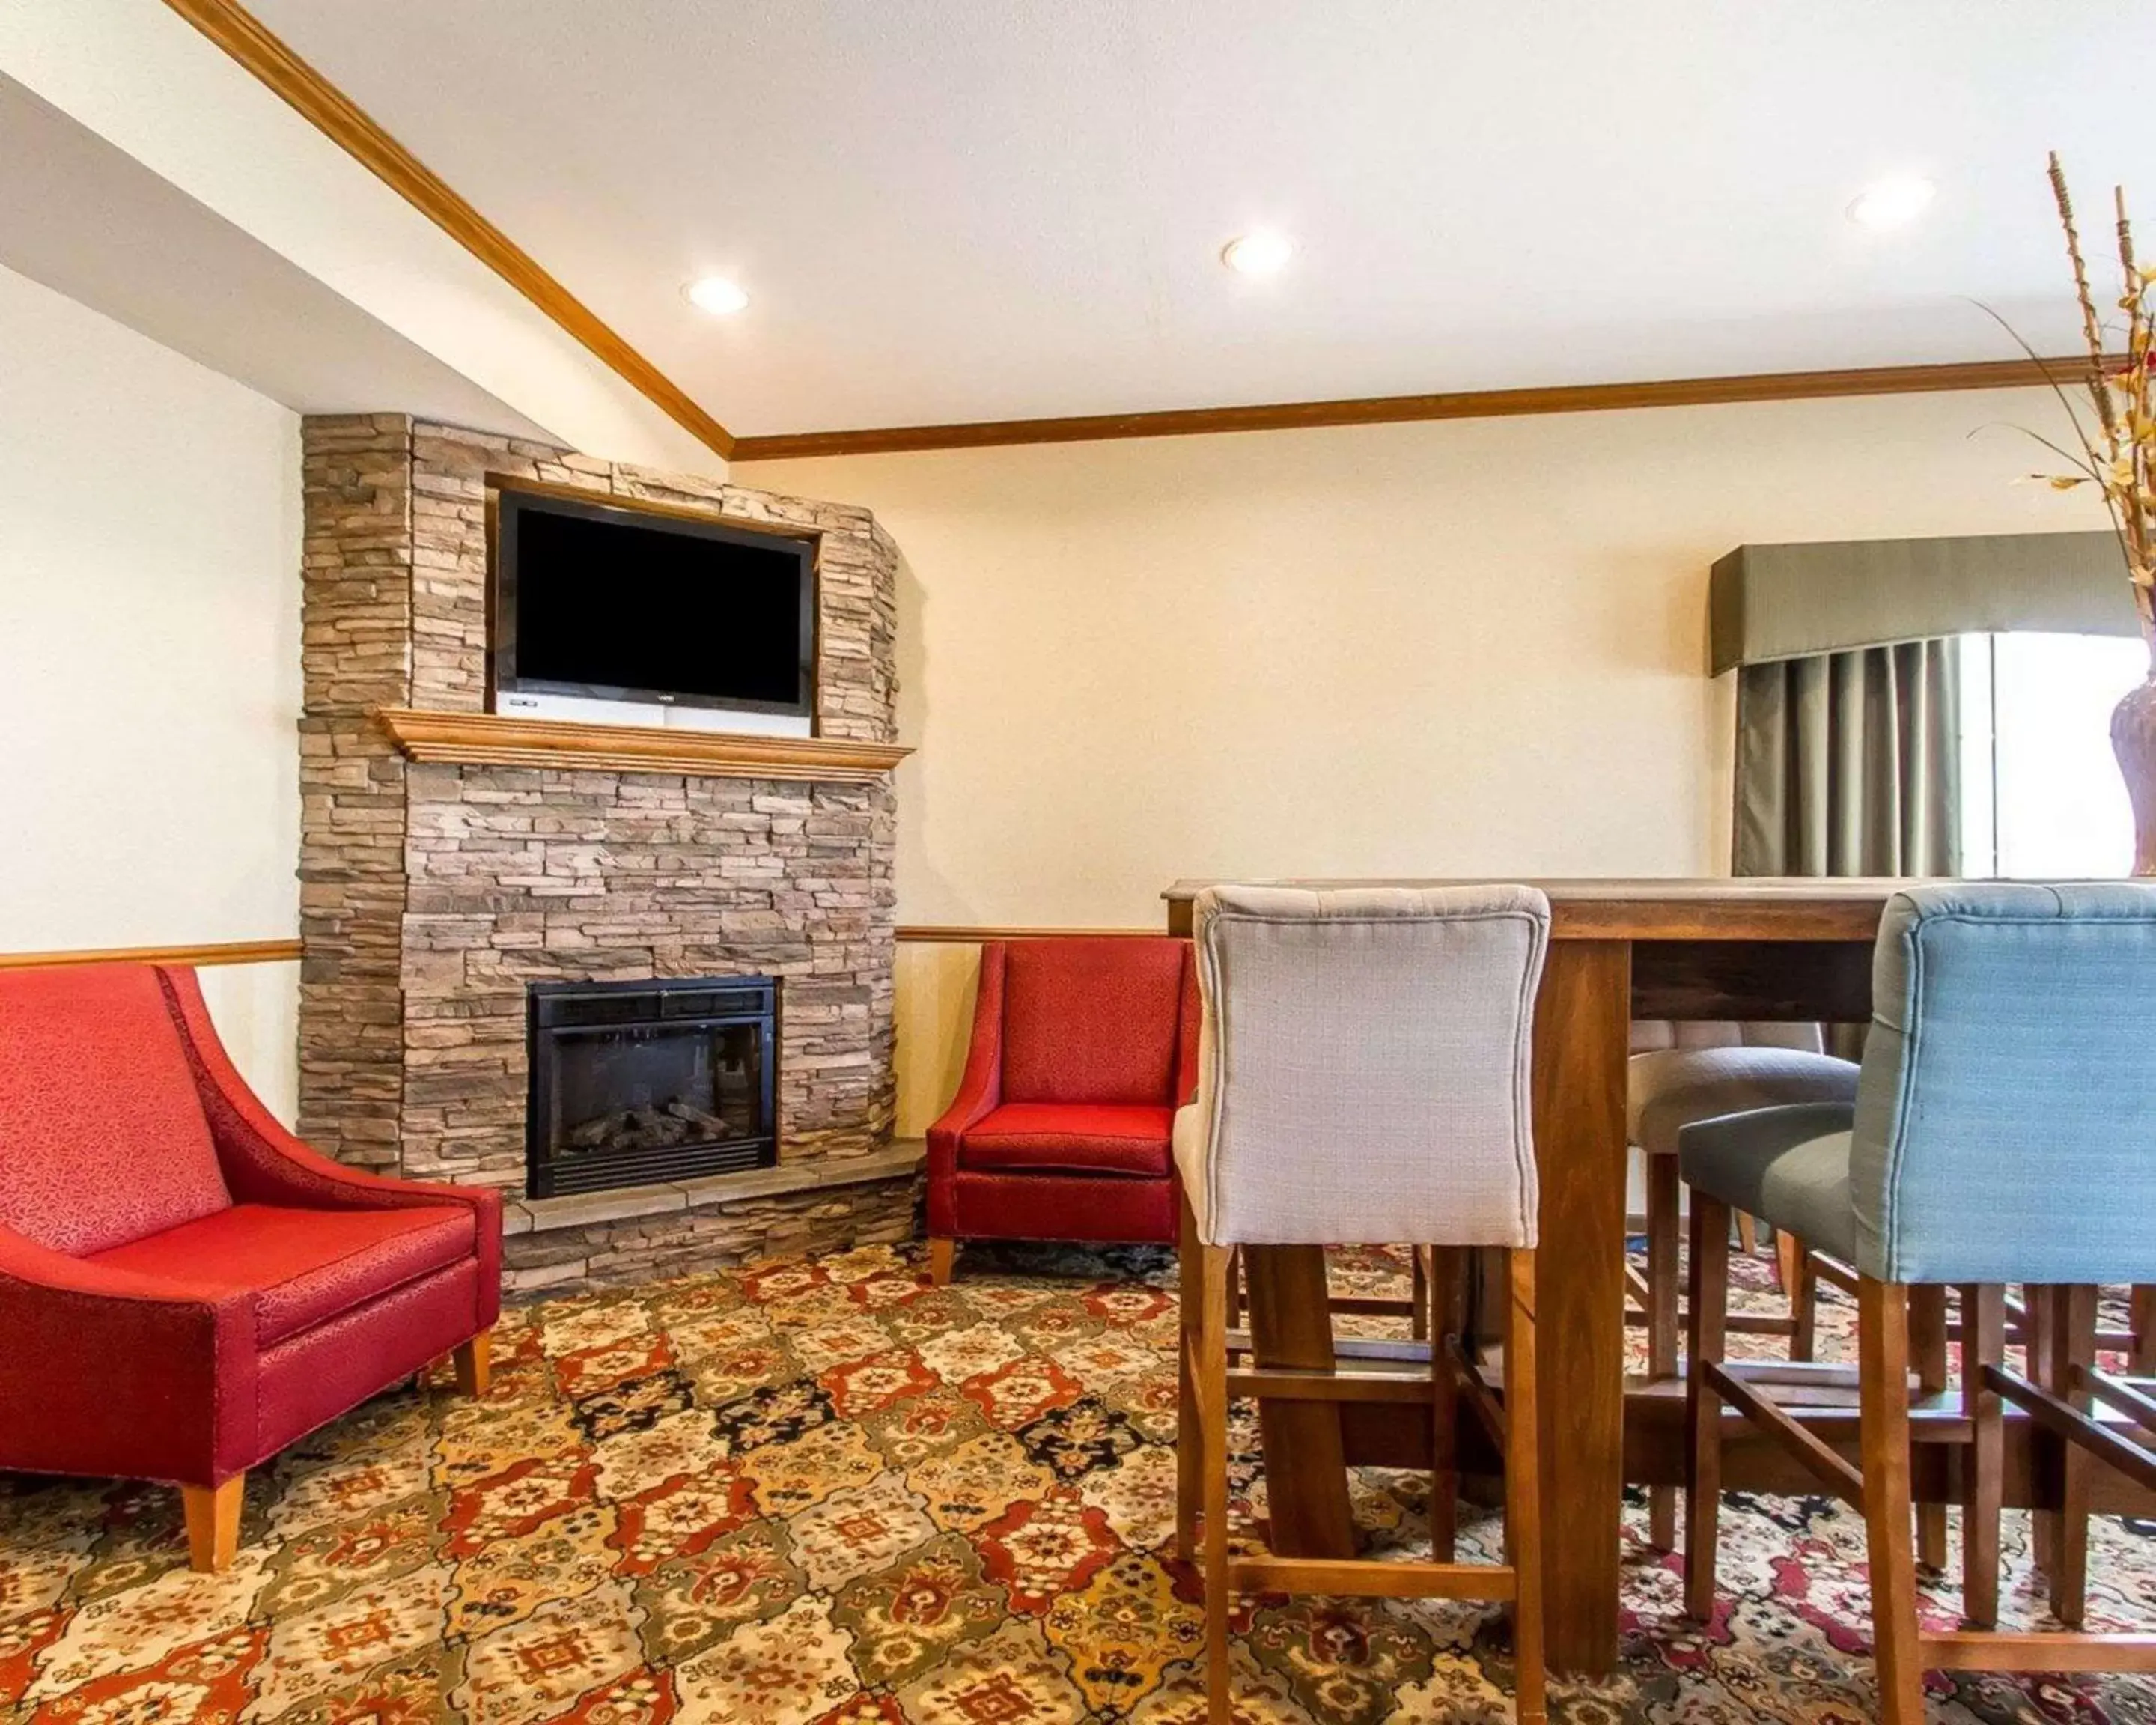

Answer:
[491,488,814,715]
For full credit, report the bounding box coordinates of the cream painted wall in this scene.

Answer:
[744,386,2107,1131]
[0,264,302,1120]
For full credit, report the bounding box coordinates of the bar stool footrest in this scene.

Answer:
[1920,1631,2156,1673]
[1228,1555,1517,1602]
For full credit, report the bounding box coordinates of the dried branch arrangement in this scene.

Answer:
[2041,152,2156,651]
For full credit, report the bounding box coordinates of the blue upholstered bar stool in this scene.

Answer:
[1172,884,1552,1725]
[1679,883,2156,1722]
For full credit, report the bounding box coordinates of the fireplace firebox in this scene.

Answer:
[526,977,777,1199]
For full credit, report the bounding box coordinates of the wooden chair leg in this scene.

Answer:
[2027,1284,2060,1578]
[1645,1149,1681,1551]
[1684,1193,1731,1621]
[1197,1233,1234,1725]
[1176,1197,1203,1563]
[1910,1286,1949,1572]
[926,1237,956,1286]
[1857,1277,1927,1725]
[1225,1247,1243,1329]
[1735,1211,1758,1255]
[1779,1233,1818,1363]
[453,1330,493,1399]
[2133,1283,2156,1374]
[180,1475,244,1572]
[2047,1283,2098,1627]
[1410,1246,1430,1343]
[1505,1247,1547,1725]
[1960,1283,2004,1628]
[1428,1245,1463,1562]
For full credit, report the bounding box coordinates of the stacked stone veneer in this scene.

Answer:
[298,415,908,1290]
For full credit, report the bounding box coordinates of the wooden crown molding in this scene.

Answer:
[162,0,737,461]
[729,354,2104,461]
[153,0,2110,472]
[374,708,911,783]
[0,938,302,973]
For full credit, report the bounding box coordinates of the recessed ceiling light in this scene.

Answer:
[1847,176,1935,231]
[684,275,749,315]
[1221,230,1294,276]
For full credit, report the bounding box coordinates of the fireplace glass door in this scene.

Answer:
[527,978,776,1197]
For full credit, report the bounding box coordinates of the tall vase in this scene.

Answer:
[2111,676,2156,875]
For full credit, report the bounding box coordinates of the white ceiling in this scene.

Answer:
[246,0,2156,437]
[0,73,551,438]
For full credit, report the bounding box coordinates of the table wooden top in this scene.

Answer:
[1161,876,1931,941]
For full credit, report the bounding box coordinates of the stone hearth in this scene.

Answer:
[297,415,914,1290]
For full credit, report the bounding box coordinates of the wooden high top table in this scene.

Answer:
[1163,877,1901,1676]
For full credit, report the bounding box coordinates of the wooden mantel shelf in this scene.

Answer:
[372,708,911,783]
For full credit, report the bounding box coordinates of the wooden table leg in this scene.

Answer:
[1241,1244,1356,1558]
[1530,938,1632,1676]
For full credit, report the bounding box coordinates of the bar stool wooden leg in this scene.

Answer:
[1176,1199,1203,1563]
[1683,1193,1731,1620]
[2047,1283,2098,1628]
[1910,1286,1949,1572]
[1428,1246,1464,1562]
[2028,1284,2060,1579]
[1506,1247,1547,1725]
[1197,1235,1234,1725]
[1960,1283,2004,1628]
[1645,1150,1681,1551]
[1779,1232,1818,1363]
[1857,1277,1926,1725]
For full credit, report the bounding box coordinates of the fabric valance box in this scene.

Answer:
[1709,530,2136,674]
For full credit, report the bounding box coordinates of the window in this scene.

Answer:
[1958,632,2150,877]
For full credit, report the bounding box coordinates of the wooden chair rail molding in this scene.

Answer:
[896,926,1165,942]
[0,939,303,972]
[372,708,911,782]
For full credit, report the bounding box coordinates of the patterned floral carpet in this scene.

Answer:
[3,1240,2155,1724]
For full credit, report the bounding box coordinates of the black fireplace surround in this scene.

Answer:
[526,976,777,1199]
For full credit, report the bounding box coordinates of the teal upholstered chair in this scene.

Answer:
[1679,883,2156,1721]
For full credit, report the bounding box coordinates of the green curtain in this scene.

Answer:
[1733,639,1961,879]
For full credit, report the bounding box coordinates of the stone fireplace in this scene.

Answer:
[297,415,917,1291]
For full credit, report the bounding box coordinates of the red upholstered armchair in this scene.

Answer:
[0,964,501,1571]
[926,937,1199,1281]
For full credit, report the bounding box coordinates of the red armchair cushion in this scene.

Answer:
[0,967,231,1256]
[955,1103,1175,1178]
[1001,939,1193,1107]
[91,1202,478,1346]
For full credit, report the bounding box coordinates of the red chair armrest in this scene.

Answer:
[0,1225,255,1486]
[928,944,1008,1154]
[926,945,1008,1236]
[157,966,503,1332]
[159,967,475,1208]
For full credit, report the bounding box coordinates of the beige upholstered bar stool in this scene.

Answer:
[1172,883,1552,1725]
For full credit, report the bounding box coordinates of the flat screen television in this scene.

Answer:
[489,486,816,734]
